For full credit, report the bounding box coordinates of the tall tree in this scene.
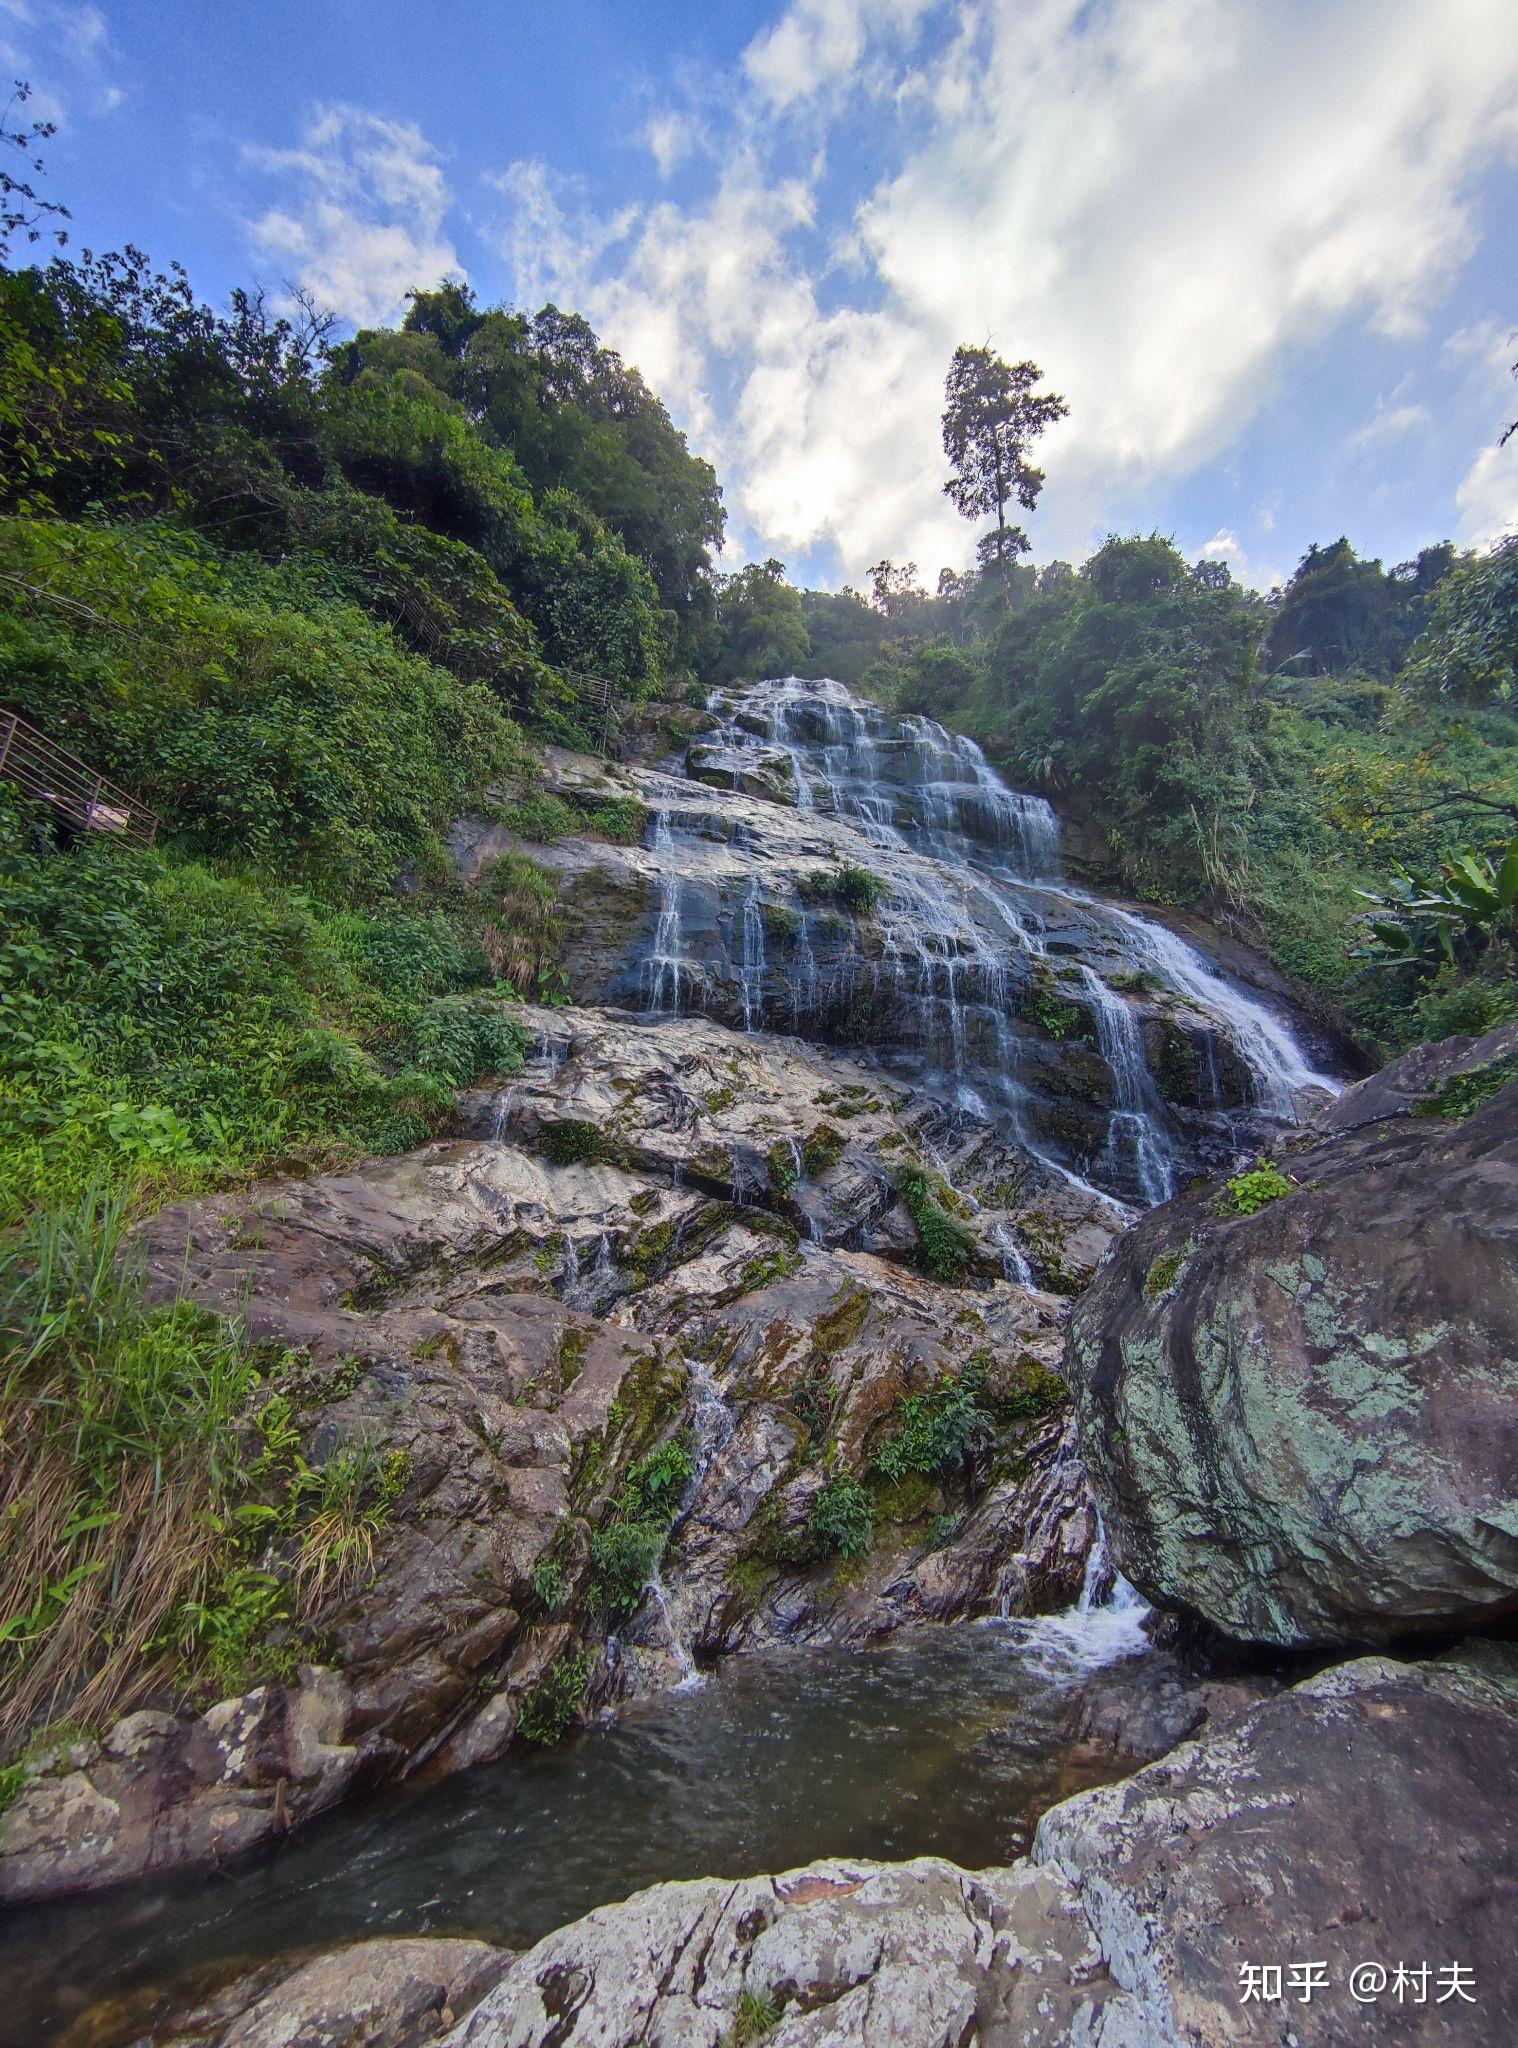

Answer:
[941,345,1066,604]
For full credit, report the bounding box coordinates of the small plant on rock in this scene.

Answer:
[805,1472,874,1559]
[518,1649,590,1744]
[1218,1163,1295,1215]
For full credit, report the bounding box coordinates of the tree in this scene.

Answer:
[867,558,926,618]
[941,344,1066,604]
[711,559,810,683]
[1,81,69,259]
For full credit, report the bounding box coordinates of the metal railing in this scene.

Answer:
[0,708,159,847]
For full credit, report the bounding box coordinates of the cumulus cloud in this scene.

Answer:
[496,0,1518,581]
[1446,323,1518,547]
[246,106,464,327]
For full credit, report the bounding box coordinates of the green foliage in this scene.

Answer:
[710,558,809,684]
[537,1119,604,1166]
[1413,1058,1517,1120]
[586,1433,695,1618]
[1354,837,1518,974]
[874,1365,991,1481]
[1143,1246,1190,1298]
[729,1990,783,2044]
[0,1188,411,1748]
[529,1558,569,1612]
[801,1123,846,1175]
[941,344,1067,599]
[0,792,529,1218]
[804,1473,874,1560]
[796,865,887,914]
[1218,1163,1295,1215]
[897,1166,978,1283]
[518,1648,590,1744]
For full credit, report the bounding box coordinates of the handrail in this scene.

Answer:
[0,708,159,847]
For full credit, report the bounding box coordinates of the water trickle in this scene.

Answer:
[643,809,689,1017]
[738,878,767,1033]
[1077,967,1176,1206]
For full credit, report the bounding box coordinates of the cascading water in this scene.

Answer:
[642,809,688,1017]
[646,678,1340,1207]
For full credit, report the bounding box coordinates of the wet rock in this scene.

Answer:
[1066,1023,1518,1646]
[132,1937,507,2048]
[0,1669,362,1905]
[1032,1641,1518,2046]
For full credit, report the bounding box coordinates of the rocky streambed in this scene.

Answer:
[7,681,1515,2045]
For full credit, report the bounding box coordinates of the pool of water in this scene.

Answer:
[6,1605,1156,2045]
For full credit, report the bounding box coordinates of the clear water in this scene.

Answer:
[4,1616,1155,2044]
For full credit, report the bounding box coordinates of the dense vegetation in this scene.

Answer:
[718,532,1518,1057]
[0,158,723,1743]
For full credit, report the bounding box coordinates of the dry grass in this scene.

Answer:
[0,1188,255,1752]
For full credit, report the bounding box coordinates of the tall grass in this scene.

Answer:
[0,1186,257,1751]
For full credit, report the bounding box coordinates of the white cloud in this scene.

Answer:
[1456,438,1518,548]
[741,0,937,112]
[496,0,1518,582]
[1350,398,1432,450]
[246,106,464,327]
[1448,323,1518,546]
[0,1,122,128]
[645,111,696,177]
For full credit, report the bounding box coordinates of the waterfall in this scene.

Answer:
[681,678,1338,1207]
[738,879,767,1033]
[643,809,688,1017]
[1077,967,1177,1206]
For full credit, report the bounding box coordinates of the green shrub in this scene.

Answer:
[897,1166,978,1282]
[801,1123,846,1175]
[805,1473,874,1559]
[1414,1058,1517,1120]
[875,1366,991,1480]
[587,1520,667,1617]
[518,1649,590,1744]
[1218,1163,1295,1215]
[529,1559,568,1612]
[538,1119,604,1166]
[796,866,888,914]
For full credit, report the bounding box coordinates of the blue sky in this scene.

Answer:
[9,0,1518,591]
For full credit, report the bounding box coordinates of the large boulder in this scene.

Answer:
[164,1644,1516,2047]
[1065,1024,1518,1646]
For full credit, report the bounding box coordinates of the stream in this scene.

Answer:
[7,1604,1153,2043]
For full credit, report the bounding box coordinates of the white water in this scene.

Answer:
[642,677,1339,1207]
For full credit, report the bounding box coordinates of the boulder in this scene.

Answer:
[130,1938,507,2048]
[1065,1024,1518,1646]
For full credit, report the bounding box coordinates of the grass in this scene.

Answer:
[1414,1058,1517,1120]
[0,1187,414,1759]
[0,1186,258,1750]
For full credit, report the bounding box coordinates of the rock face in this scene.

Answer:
[1066,1023,1518,1647]
[1,1010,1094,1904]
[453,680,1339,1213]
[180,1645,1515,2048]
